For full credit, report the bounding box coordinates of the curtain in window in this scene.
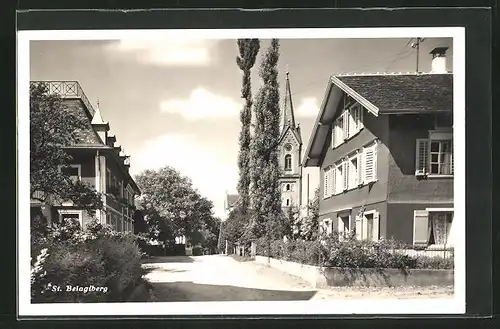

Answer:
[441,141,452,174]
[431,214,447,244]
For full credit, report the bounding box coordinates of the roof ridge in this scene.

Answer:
[333,71,453,78]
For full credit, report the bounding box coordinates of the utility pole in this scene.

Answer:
[411,37,425,72]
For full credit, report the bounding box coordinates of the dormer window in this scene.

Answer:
[284,154,292,171]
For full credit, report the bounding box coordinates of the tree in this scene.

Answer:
[300,187,320,241]
[236,39,260,215]
[134,166,215,247]
[30,82,103,214]
[249,39,282,243]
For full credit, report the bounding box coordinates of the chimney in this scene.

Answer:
[429,47,449,73]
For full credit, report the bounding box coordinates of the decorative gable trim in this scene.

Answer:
[331,76,380,117]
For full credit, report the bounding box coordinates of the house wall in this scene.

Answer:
[386,202,454,245]
[319,200,388,239]
[386,114,454,203]
[319,109,390,216]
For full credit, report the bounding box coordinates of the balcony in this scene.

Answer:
[30,81,95,117]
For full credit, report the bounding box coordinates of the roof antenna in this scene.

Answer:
[411,38,425,72]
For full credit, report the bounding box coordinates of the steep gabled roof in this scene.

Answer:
[302,72,453,167]
[278,124,303,145]
[335,73,453,113]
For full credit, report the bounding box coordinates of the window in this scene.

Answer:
[284,143,292,152]
[286,184,291,191]
[334,161,344,194]
[332,102,364,149]
[337,215,350,239]
[355,211,379,241]
[60,165,81,182]
[429,212,453,245]
[416,138,453,176]
[284,154,292,171]
[323,166,334,199]
[286,199,290,206]
[322,219,332,235]
[362,141,378,183]
[413,210,453,247]
[348,154,359,189]
[106,169,112,190]
[57,210,82,228]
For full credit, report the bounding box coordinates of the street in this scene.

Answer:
[142,255,454,302]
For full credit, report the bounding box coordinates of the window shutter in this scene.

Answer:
[355,214,362,240]
[362,214,368,240]
[343,111,349,139]
[337,216,344,234]
[343,160,349,190]
[451,140,454,174]
[415,139,430,173]
[357,151,363,185]
[323,168,329,199]
[364,145,374,182]
[331,125,336,148]
[372,211,380,241]
[413,210,429,246]
[373,142,378,181]
[331,166,336,195]
[352,158,358,187]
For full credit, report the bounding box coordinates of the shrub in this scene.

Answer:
[192,246,203,256]
[31,218,151,303]
[256,234,453,270]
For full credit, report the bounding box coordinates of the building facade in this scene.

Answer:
[302,47,454,248]
[30,81,141,232]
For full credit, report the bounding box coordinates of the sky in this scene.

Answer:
[30,36,453,219]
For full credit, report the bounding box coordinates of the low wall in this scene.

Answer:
[254,256,453,288]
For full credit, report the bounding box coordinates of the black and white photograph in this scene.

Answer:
[18,25,466,316]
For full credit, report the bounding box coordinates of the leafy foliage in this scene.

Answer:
[257,233,454,270]
[249,39,282,241]
[29,82,103,213]
[298,187,320,241]
[134,167,215,246]
[236,39,260,215]
[30,218,152,303]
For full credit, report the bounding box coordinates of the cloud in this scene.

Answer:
[160,87,242,120]
[108,39,219,66]
[130,134,238,219]
[296,97,320,117]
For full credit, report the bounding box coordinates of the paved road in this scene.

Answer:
[142,255,454,302]
[142,254,318,302]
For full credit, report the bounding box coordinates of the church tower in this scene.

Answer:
[278,72,303,209]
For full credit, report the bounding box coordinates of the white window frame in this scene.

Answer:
[415,131,453,178]
[322,218,333,235]
[334,161,345,195]
[348,153,359,190]
[323,166,334,199]
[360,210,379,241]
[57,209,83,228]
[59,164,82,181]
[337,214,351,239]
[332,102,365,149]
[425,208,454,248]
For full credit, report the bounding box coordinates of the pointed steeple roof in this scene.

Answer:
[91,99,109,126]
[282,71,296,130]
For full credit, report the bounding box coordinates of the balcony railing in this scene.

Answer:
[30,81,95,117]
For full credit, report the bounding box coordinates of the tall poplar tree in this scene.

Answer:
[236,39,260,215]
[249,39,282,241]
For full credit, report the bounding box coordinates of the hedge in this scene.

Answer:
[255,233,454,270]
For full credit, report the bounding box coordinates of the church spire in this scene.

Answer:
[282,71,296,130]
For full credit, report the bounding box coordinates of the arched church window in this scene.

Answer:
[284,154,292,171]
[286,184,290,191]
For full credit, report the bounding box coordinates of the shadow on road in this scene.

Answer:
[150,281,318,302]
[142,256,195,264]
